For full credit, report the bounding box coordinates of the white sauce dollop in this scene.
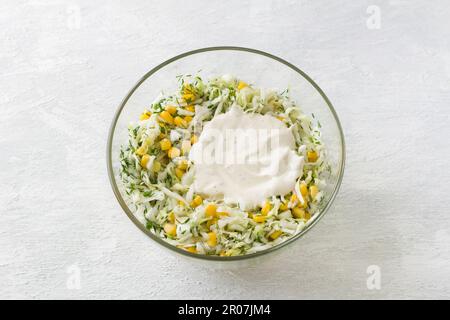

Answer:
[189,106,304,210]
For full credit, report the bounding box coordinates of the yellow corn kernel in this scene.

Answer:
[152,160,161,172]
[253,215,266,223]
[159,138,171,151]
[261,202,272,216]
[178,200,185,207]
[174,116,187,128]
[158,133,166,139]
[300,182,308,197]
[178,159,189,170]
[290,193,298,205]
[139,110,151,120]
[140,154,151,168]
[219,250,227,257]
[237,81,248,90]
[276,116,285,122]
[163,223,177,236]
[207,217,218,229]
[175,168,184,179]
[186,246,197,253]
[310,185,319,200]
[165,105,177,115]
[185,105,195,113]
[135,145,148,156]
[184,116,193,123]
[190,195,203,208]
[218,211,229,217]
[205,204,217,218]
[207,231,217,247]
[305,211,311,220]
[182,93,195,102]
[269,230,282,240]
[307,150,319,162]
[159,110,174,125]
[168,147,181,159]
[168,212,175,223]
[190,134,198,144]
[292,207,306,219]
[279,202,288,211]
[261,201,272,216]
[181,140,191,155]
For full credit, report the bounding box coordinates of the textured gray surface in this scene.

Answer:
[1,0,450,299]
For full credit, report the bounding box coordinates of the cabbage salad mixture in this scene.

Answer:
[119,75,329,256]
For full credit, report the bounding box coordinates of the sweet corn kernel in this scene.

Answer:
[205,204,217,218]
[237,81,248,90]
[185,105,195,113]
[279,202,288,211]
[305,211,311,220]
[135,145,148,156]
[175,168,184,179]
[178,159,189,170]
[184,116,193,123]
[152,160,161,172]
[292,207,306,219]
[168,212,175,223]
[191,134,199,144]
[300,182,308,197]
[261,202,272,216]
[219,250,227,257]
[310,185,319,200]
[191,195,203,207]
[139,110,151,120]
[269,230,282,240]
[218,211,229,217]
[174,116,187,128]
[182,93,195,102]
[253,215,266,223]
[181,140,191,155]
[307,150,319,162]
[290,193,298,205]
[207,231,217,247]
[186,246,197,253]
[165,105,177,115]
[168,147,180,159]
[140,154,150,168]
[163,223,177,236]
[178,200,185,207]
[159,110,174,124]
[159,138,171,151]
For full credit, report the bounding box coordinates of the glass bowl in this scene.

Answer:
[107,47,345,262]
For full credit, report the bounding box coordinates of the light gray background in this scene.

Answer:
[1,0,449,299]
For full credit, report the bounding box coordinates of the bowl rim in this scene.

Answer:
[106,46,346,261]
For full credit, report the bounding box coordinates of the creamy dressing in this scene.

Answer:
[189,106,304,209]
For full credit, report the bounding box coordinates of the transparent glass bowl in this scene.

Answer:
[107,47,345,261]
